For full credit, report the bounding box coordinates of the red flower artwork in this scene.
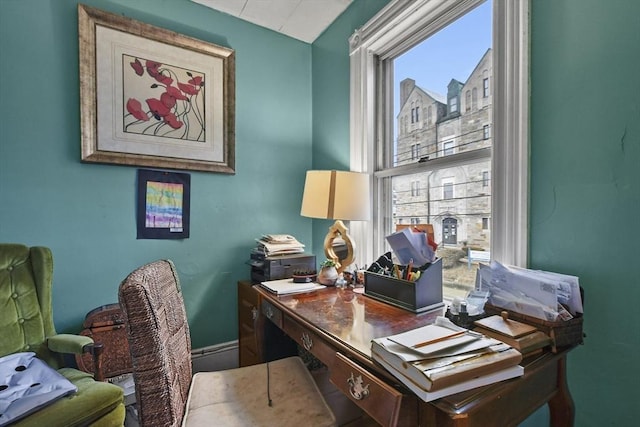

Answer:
[130,58,144,76]
[123,55,205,140]
[126,98,149,121]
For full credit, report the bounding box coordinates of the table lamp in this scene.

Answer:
[300,170,370,273]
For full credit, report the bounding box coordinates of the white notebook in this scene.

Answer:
[260,278,325,295]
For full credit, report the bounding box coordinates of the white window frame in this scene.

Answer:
[349,0,529,268]
[443,140,455,156]
[442,179,454,200]
[449,95,458,113]
[411,180,420,197]
[411,143,421,160]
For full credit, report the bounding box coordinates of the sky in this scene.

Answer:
[394,1,492,114]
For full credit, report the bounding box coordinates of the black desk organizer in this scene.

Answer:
[364,258,444,313]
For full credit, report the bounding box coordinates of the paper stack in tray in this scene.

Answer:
[371,317,523,402]
[476,261,583,322]
[254,234,305,256]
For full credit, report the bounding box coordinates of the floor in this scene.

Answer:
[121,367,378,427]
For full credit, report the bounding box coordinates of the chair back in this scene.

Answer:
[0,244,61,367]
[119,259,192,427]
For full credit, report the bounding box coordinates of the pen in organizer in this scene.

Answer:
[406,258,414,280]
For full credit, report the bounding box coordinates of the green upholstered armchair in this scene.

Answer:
[0,244,125,426]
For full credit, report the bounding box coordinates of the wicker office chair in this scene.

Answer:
[118,259,336,427]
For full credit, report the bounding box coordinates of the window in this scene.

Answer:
[349,0,529,299]
[482,217,490,230]
[415,106,420,122]
[411,143,421,160]
[483,124,490,139]
[465,90,471,112]
[449,96,458,114]
[443,181,454,200]
[482,171,490,187]
[411,180,420,197]
[443,141,455,156]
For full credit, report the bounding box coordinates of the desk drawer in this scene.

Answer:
[261,299,283,328]
[331,353,403,427]
[283,316,335,367]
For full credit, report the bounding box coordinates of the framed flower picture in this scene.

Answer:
[78,4,235,174]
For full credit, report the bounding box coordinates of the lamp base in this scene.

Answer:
[323,220,355,274]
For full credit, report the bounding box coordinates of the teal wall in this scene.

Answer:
[1,0,637,425]
[0,0,314,348]
[312,0,638,426]
[310,0,390,259]
[528,0,639,425]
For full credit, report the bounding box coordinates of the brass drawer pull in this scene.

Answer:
[347,372,370,400]
[302,332,313,351]
[265,305,274,319]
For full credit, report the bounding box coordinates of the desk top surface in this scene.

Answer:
[255,285,443,360]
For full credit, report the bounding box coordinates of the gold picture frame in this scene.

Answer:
[78,4,235,174]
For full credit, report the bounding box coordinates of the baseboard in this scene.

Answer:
[191,340,239,373]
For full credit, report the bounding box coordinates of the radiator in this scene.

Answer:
[191,340,239,373]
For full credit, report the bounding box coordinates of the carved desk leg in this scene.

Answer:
[548,355,574,427]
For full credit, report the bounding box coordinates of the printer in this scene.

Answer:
[249,252,316,283]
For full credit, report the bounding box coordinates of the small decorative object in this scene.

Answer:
[317,260,339,286]
[335,273,347,289]
[292,269,317,283]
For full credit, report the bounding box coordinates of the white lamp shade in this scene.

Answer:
[300,170,370,221]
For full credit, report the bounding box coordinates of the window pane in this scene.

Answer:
[390,160,491,298]
[390,1,492,299]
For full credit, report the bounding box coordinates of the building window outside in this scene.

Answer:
[465,90,471,112]
[483,124,490,139]
[411,180,420,197]
[482,217,490,230]
[443,141,455,156]
[411,143,421,160]
[349,0,530,300]
[450,96,458,113]
[443,181,454,200]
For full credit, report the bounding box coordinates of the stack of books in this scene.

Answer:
[254,234,305,256]
[371,317,523,402]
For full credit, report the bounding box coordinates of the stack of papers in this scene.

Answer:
[371,317,523,402]
[255,234,305,256]
[260,278,325,295]
[385,227,436,265]
[476,261,583,322]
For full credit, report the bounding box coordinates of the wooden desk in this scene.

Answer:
[247,282,574,427]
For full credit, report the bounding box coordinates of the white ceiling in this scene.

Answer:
[191,0,354,43]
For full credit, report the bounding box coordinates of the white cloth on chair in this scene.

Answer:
[0,352,77,426]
